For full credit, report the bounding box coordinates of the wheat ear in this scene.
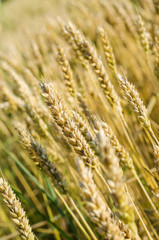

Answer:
[72,110,97,152]
[154,37,159,79]
[1,61,32,102]
[60,23,88,69]
[98,27,117,73]
[77,159,136,240]
[57,45,75,97]
[16,123,67,193]
[136,15,149,57]
[64,23,122,113]
[41,82,97,168]
[101,121,157,212]
[0,80,24,111]
[153,144,159,175]
[76,93,100,131]
[98,129,139,237]
[102,122,134,170]
[77,159,125,240]
[118,73,158,144]
[0,177,35,240]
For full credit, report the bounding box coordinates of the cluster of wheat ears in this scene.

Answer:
[0,0,159,239]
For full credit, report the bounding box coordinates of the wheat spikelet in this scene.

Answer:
[76,93,100,131]
[118,74,154,133]
[0,80,24,111]
[64,23,122,113]
[118,73,159,174]
[1,61,33,102]
[136,15,149,56]
[0,177,35,240]
[118,73,149,127]
[36,34,49,62]
[102,122,134,170]
[112,1,136,38]
[98,128,139,237]
[24,104,49,137]
[41,82,97,168]
[24,68,53,122]
[77,159,125,240]
[57,45,75,97]
[98,27,116,72]
[0,52,24,73]
[0,63,51,137]
[16,123,67,193]
[60,23,88,69]
[154,37,159,79]
[153,144,159,174]
[72,110,97,152]
[30,40,46,75]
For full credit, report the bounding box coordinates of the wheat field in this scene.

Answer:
[0,0,159,239]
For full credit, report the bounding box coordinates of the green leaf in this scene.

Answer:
[43,174,58,204]
[3,148,63,214]
[12,188,72,240]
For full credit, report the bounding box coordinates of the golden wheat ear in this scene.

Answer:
[15,123,68,194]
[98,27,117,73]
[64,22,122,113]
[41,81,98,168]
[102,121,134,170]
[97,128,139,238]
[117,73,158,142]
[136,15,149,57]
[0,177,35,240]
[154,37,159,79]
[77,158,137,240]
[56,45,75,97]
[77,159,125,240]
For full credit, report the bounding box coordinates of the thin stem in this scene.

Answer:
[126,186,154,240]
[117,111,158,214]
[95,168,112,193]
[132,169,158,216]
[54,188,91,240]
[68,195,98,240]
